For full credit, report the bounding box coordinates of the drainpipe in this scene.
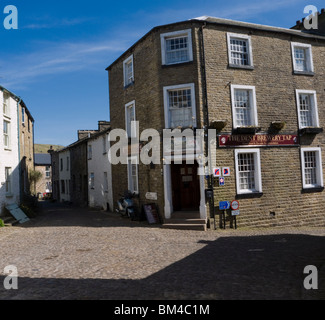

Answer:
[200,22,216,230]
[17,97,22,204]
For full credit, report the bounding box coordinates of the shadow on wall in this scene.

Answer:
[0,160,37,218]
[0,233,324,300]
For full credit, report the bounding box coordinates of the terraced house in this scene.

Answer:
[106,10,325,230]
[0,86,34,215]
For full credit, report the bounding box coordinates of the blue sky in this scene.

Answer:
[0,0,323,146]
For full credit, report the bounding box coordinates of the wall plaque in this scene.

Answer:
[218,134,299,147]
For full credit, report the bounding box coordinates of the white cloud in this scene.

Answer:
[0,38,128,89]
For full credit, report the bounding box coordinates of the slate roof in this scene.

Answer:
[34,153,51,166]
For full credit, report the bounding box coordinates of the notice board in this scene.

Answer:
[143,204,159,224]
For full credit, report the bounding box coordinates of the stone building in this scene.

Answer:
[106,10,325,229]
[0,86,34,215]
[87,126,113,211]
[51,121,111,208]
[34,153,52,197]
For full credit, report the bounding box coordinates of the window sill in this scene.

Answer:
[301,187,324,193]
[293,70,315,76]
[124,81,134,89]
[236,192,263,199]
[3,114,11,120]
[162,60,193,68]
[299,127,323,135]
[5,193,13,198]
[228,64,254,70]
[4,148,12,151]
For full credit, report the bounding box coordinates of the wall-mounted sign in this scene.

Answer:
[219,177,225,186]
[213,167,221,177]
[145,192,158,201]
[218,134,299,147]
[219,201,230,210]
[223,167,230,176]
[231,200,239,210]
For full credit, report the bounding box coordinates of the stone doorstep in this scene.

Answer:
[1,215,19,227]
[162,223,207,231]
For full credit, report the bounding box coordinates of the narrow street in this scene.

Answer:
[0,201,324,300]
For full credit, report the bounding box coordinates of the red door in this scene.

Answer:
[171,162,200,211]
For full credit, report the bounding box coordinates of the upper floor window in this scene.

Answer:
[291,42,314,74]
[231,85,258,129]
[45,166,51,178]
[3,120,10,149]
[296,90,319,129]
[227,33,253,68]
[88,145,92,160]
[22,107,25,124]
[3,92,10,117]
[123,55,134,87]
[163,83,196,129]
[125,101,136,138]
[161,29,193,65]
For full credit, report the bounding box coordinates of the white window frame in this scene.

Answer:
[45,166,51,178]
[227,33,253,68]
[301,147,323,189]
[5,167,12,195]
[127,156,139,194]
[295,89,319,129]
[235,149,262,195]
[291,42,314,73]
[125,100,137,138]
[231,84,258,129]
[3,119,10,149]
[123,55,134,87]
[163,83,197,129]
[3,92,10,118]
[160,29,193,66]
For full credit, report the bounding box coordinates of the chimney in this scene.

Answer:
[98,121,111,132]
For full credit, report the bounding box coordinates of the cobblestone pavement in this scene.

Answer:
[0,201,324,300]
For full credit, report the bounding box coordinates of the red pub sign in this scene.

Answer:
[218,134,299,147]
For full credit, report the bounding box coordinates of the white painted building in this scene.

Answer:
[87,129,113,211]
[0,88,20,211]
[58,150,71,202]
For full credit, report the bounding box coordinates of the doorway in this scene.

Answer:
[171,162,200,211]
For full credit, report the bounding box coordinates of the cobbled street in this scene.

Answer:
[0,201,324,300]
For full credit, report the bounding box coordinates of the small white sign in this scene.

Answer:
[231,210,240,216]
[145,192,158,201]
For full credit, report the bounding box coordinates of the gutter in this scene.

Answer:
[16,97,22,204]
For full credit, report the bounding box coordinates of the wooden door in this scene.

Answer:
[171,162,200,211]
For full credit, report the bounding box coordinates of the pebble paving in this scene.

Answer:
[0,202,324,300]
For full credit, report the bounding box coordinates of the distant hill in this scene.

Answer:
[34,144,64,154]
